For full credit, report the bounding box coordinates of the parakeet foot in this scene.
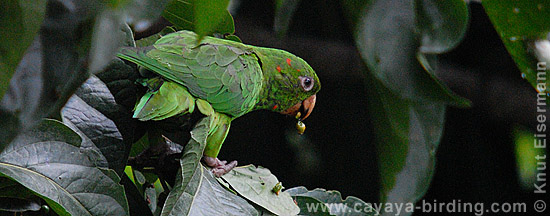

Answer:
[203,156,237,177]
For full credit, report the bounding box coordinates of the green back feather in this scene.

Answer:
[117,31,264,118]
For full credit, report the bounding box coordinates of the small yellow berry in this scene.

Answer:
[296,121,306,135]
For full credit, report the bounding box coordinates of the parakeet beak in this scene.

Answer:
[300,94,316,120]
[282,95,317,120]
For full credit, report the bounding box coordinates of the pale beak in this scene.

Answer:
[281,94,317,120]
[299,94,316,120]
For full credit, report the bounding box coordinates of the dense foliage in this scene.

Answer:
[1,0,547,215]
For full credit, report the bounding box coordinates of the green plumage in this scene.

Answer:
[118,31,263,118]
[117,30,320,158]
[133,78,195,121]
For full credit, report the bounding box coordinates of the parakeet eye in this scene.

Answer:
[299,76,314,91]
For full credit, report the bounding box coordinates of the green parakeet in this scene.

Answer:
[117,30,320,176]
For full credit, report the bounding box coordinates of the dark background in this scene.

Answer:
[211,1,547,214]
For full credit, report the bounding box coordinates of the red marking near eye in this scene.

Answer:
[272,104,278,110]
[276,65,281,73]
[286,58,292,66]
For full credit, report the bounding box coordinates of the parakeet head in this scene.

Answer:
[254,47,320,120]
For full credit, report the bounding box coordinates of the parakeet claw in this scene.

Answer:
[203,156,238,177]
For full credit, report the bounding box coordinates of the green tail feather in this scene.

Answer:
[117,47,185,87]
[133,91,154,119]
[133,81,196,121]
[118,47,198,121]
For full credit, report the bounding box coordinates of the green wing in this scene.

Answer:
[117,30,264,118]
[133,79,195,121]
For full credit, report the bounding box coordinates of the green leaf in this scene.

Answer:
[293,196,332,216]
[224,34,243,43]
[0,112,20,152]
[366,76,444,215]
[1,1,99,145]
[221,165,300,215]
[91,0,175,74]
[286,186,378,216]
[202,165,259,215]
[355,0,469,106]
[0,178,36,199]
[39,0,99,116]
[0,0,46,101]
[161,117,258,216]
[122,0,170,31]
[129,133,150,158]
[0,197,41,213]
[415,0,469,54]
[135,26,178,48]
[9,117,82,148]
[149,178,165,214]
[145,186,158,213]
[354,2,469,211]
[95,59,145,157]
[89,10,132,75]
[340,0,373,30]
[274,0,301,37]
[62,76,128,175]
[93,0,173,74]
[416,53,471,107]
[414,0,471,106]
[162,0,234,39]
[483,0,550,93]
[134,170,147,185]
[513,126,546,190]
[214,9,236,36]
[0,119,129,216]
[124,166,136,185]
[89,0,175,74]
[121,174,155,216]
[0,178,41,212]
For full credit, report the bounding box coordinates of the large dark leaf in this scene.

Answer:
[0,119,129,216]
[0,0,101,147]
[88,9,132,75]
[67,69,142,175]
[0,39,44,149]
[88,0,173,75]
[274,0,301,37]
[355,0,469,106]
[201,165,259,215]
[162,0,234,39]
[366,77,445,216]
[89,0,170,75]
[415,0,469,54]
[134,26,178,48]
[0,178,42,213]
[287,186,377,216]
[62,77,126,175]
[353,1,468,214]
[340,0,373,29]
[123,0,170,31]
[121,174,155,216]
[161,117,209,215]
[0,0,46,101]
[220,165,300,215]
[482,0,550,94]
[161,117,258,216]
